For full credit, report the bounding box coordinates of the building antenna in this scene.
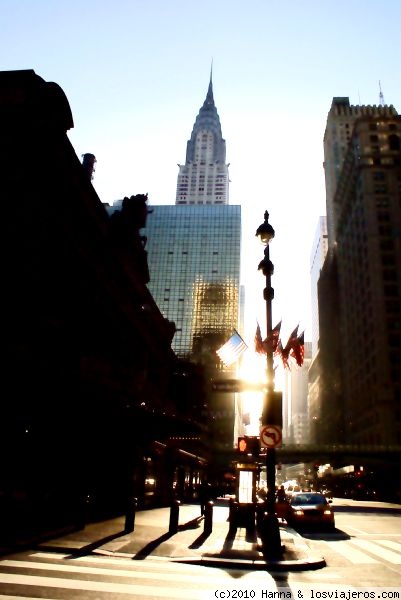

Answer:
[379,80,385,106]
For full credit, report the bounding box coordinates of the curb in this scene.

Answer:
[179,526,326,570]
[36,523,326,571]
[174,554,326,571]
[37,540,326,571]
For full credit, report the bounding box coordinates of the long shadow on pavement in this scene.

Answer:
[333,505,401,514]
[65,529,127,559]
[133,515,204,559]
[300,527,350,541]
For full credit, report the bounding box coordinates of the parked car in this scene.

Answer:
[287,492,335,531]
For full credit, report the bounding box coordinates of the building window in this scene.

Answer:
[384,284,398,296]
[388,134,400,151]
[377,211,390,222]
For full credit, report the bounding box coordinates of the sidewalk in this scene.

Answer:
[38,502,325,570]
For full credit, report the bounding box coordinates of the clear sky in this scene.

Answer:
[2,0,401,346]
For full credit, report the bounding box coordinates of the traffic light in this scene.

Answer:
[261,391,283,427]
[237,436,260,457]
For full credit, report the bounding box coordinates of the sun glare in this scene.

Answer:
[239,351,284,435]
[238,352,265,434]
[239,351,265,385]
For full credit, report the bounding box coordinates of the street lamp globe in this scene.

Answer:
[255,211,275,245]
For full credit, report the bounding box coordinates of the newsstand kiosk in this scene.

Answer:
[229,462,258,530]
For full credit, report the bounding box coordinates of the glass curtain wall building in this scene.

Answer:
[145,204,241,364]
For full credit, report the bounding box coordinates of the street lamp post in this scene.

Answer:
[256,210,282,558]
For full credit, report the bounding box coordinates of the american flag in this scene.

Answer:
[290,331,305,367]
[277,324,299,369]
[216,330,248,366]
[270,320,282,353]
[255,320,282,354]
[254,322,265,354]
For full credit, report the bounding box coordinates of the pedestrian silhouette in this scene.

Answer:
[199,480,211,516]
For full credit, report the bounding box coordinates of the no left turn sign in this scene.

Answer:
[260,424,282,448]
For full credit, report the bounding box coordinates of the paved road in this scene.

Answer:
[0,549,321,599]
[1,535,400,600]
[293,498,401,588]
[0,500,400,598]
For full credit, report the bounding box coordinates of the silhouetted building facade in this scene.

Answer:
[319,97,401,446]
[1,69,204,549]
[316,250,344,444]
[323,97,398,249]
[334,114,401,444]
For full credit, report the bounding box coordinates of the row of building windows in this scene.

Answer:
[177,199,225,204]
[369,122,399,131]
[181,164,227,170]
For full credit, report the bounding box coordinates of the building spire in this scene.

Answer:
[205,60,214,107]
[177,64,229,204]
[379,80,385,106]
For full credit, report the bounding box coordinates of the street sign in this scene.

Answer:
[211,379,265,393]
[260,424,282,448]
[211,379,243,392]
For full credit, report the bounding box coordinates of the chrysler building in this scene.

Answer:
[176,71,229,205]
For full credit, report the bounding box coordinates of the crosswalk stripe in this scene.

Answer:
[323,540,377,563]
[0,558,235,585]
[0,596,60,600]
[373,539,401,553]
[32,551,210,572]
[0,572,218,599]
[350,539,401,564]
[0,553,275,600]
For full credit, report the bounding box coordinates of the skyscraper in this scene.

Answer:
[145,75,242,453]
[145,204,241,361]
[319,97,401,445]
[323,97,398,249]
[175,69,229,206]
[310,216,328,358]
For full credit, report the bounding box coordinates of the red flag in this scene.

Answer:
[276,340,290,369]
[254,322,265,354]
[284,324,299,352]
[263,320,282,354]
[255,321,282,354]
[270,320,282,353]
[290,331,305,367]
[277,324,299,369]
